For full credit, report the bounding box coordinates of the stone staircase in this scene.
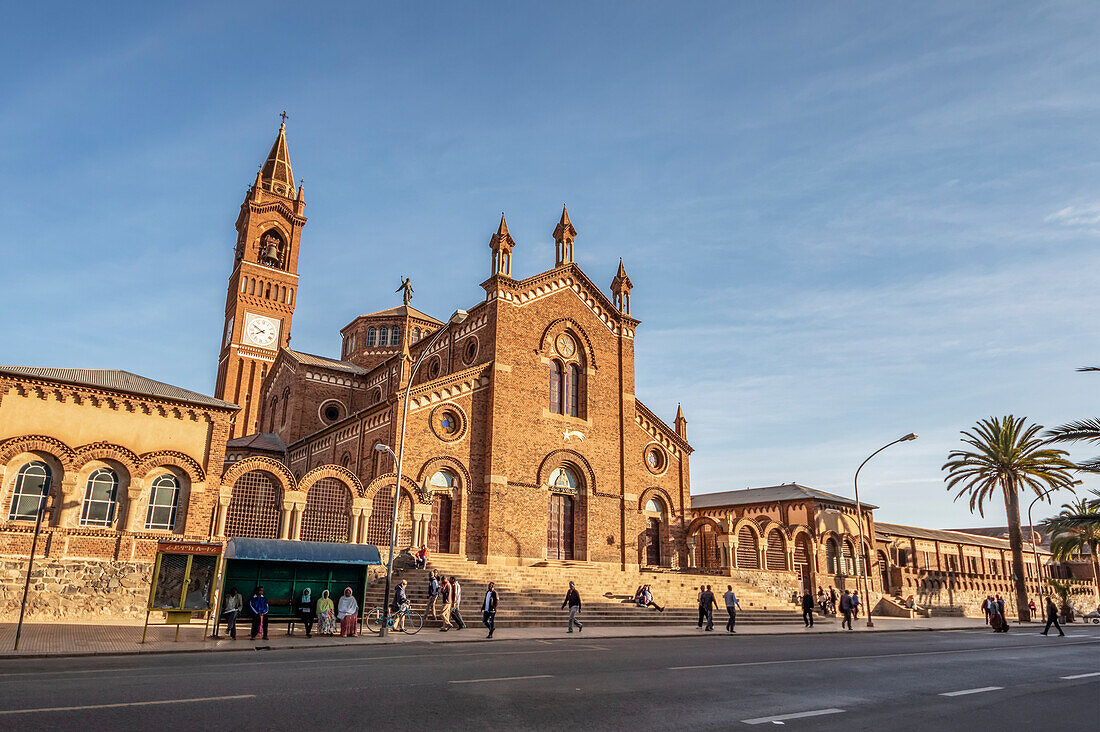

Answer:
[364,554,813,628]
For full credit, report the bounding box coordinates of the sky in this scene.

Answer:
[2,1,1099,529]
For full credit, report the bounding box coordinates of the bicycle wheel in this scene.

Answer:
[364,607,384,633]
[402,609,424,635]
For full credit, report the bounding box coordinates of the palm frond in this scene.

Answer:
[1044,419,1100,444]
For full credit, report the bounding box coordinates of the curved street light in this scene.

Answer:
[853,432,917,628]
[375,308,468,637]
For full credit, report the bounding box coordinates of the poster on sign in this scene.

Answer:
[142,541,223,643]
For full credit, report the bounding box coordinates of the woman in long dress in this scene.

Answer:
[316,589,337,636]
[337,587,359,637]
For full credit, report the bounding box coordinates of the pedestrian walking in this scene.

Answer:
[426,570,441,619]
[451,577,467,629]
[801,590,815,628]
[1041,596,1065,637]
[829,587,838,615]
[989,593,1007,633]
[851,591,861,619]
[839,589,853,630]
[222,586,242,639]
[982,596,992,625]
[391,579,409,633]
[563,581,584,633]
[439,575,454,631]
[297,587,316,638]
[482,581,499,639]
[723,585,743,633]
[697,585,708,628]
[317,589,337,635]
[249,586,269,640]
[700,584,718,631]
[338,587,359,637]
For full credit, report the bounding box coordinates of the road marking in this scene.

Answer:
[450,674,552,684]
[0,694,255,715]
[0,667,143,678]
[939,686,1003,697]
[668,639,1100,670]
[742,708,845,725]
[1061,672,1100,679]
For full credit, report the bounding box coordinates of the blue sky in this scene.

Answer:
[2,2,1099,528]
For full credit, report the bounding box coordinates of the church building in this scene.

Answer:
[218,121,694,569]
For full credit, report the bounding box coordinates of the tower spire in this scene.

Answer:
[259,115,295,197]
[611,258,633,315]
[489,212,516,278]
[553,204,577,266]
[675,403,687,440]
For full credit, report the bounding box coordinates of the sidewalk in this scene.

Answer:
[0,616,1002,659]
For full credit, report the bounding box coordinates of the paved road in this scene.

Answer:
[0,627,1097,730]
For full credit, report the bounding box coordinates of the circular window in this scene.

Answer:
[463,339,478,364]
[644,445,667,474]
[428,358,441,379]
[319,400,345,424]
[429,403,468,442]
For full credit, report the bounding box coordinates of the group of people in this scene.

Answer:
[694,584,743,633]
[633,584,664,611]
[219,586,360,640]
[421,570,501,638]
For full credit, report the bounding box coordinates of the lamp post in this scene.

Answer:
[14,482,51,651]
[853,433,917,628]
[1026,487,1059,619]
[374,309,468,638]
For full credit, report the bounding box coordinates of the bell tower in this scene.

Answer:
[214,115,307,438]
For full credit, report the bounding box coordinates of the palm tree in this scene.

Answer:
[1045,366,1100,472]
[1044,491,1100,602]
[942,416,1078,621]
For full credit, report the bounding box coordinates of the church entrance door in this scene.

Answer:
[429,494,452,554]
[645,518,661,566]
[548,493,574,561]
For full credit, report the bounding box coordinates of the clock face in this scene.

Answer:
[244,314,280,349]
[556,334,576,359]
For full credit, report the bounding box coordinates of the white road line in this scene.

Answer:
[939,686,1003,697]
[668,639,1100,670]
[450,674,552,684]
[1061,671,1100,679]
[742,708,845,725]
[0,694,255,715]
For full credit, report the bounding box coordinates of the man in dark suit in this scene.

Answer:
[801,591,815,627]
[699,585,718,631]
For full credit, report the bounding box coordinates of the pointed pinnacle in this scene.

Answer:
[497,212,509,237]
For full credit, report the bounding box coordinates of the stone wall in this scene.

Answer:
[0,557,152,621]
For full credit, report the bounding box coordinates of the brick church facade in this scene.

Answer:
[218,122,693,569]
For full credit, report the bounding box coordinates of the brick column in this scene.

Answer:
[279,501,292,539]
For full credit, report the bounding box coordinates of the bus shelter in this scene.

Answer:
[215,538,382,636]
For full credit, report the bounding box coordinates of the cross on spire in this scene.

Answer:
[279,110,289,124]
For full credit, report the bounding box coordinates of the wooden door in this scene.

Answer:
[548,493,574,560]
[645,518,661,566]
[430,494,452,554]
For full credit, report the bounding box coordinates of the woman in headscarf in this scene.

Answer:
[337,587,359,637]
[297,588,316,638]
[316,589,337,636]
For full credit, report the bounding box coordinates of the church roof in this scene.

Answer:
[876,522,1050,554]
[260,121,294,194]
[691,483,875,510]
[0,366,238,410]
[349,305,442,323]
[226,432,286,453]
[284,350,367,375]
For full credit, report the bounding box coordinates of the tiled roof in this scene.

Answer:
[226,432,286,453]
[0,366,238,410]
[691,484,876,510]
[875,522,1050,554]
[285,350,368,375]
[349,305,441,323]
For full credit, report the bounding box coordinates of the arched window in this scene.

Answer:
[736,525,760,569]
[300,477,351,543]
[565,364,580,417]
[412,327,421,343]
[549,361,563,414]
[224,470,280,538]
[826,538,841,574]
[7,461,51,521]
[390,325,401,346]
[145,474,180,530]
[80,468,119,527]
[366,327,377,347]
[548,466,579,491]
[378,327,389,347]
[842,539,857,575]
[281,388,290,425]
[765,530,787,570]
[645,498,664,514]
[430,470,457,490]
[269,397,278,432]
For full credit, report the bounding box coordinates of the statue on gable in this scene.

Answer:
[396,276,414,306]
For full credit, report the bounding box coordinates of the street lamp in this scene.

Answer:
[853,432,917,628]
[1026,487,1060,619]
[374,308,468,637]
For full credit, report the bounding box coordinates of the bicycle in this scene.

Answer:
[365,605,423,634]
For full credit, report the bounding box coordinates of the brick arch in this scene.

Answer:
[538,318,598,369]
[730,516,762,542]
[0,435,77,471]
[73,442,139,474]
[136,450,205,482]
[415,457,471,494]
[788,524,814,544]
[298,464,364,497]
[221,456,296,494]
[686,515,724,535]
[536,449,599,496]
[364,472,421,502]
[636,485,675,513]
